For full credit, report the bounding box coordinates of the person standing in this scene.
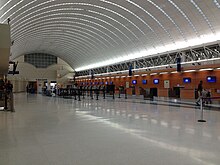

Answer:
[5,80,14,112]
[196,81,203,105]
[5,80,13,93]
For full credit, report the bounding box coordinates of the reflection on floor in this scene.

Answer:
[0,93,220,165]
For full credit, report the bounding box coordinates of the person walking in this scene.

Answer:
[196,81,203,106]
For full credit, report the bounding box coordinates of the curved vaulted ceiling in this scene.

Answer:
[1,0,220,72]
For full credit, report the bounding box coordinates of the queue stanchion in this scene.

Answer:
[4,92,8,110]
[113,90,115,99]
[86,86,90,97]
[198,97,206,122]
[90,87,93,99]
[82,88,85,99]
[103,87,106,99]
[118,89,121,98]
[74,89,77,100]
[68,88,71,97]
[125,89,127,99]
[10,92,15,112]
[78,89,81,101]
[96,88,99,100]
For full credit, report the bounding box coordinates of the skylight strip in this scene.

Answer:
[87,10,134,42]
[12,15,122,46]
[11,9,127,46]
[15,31,97,50]
[65,30,106,50]
[87,10,138,40]
[2,0,37,23]
[147,0,186,41]
[100,0,164,44]
[214,0,220,8]
[0,0,24,19]
[17,37,87,58]
[168,0,198,35]
[13,21,115,47]
[3,0,57,22]
[12,8,83,31]
[13,30,105,58]
[14,26,110,50]
[0,0,13,11]
[190,0,215,33]
[22,33,100,54]
[127,0,174,43]
[7,1,145,41]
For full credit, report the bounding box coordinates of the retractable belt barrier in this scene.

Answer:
[198,96,220,122]
[57,86,115,101]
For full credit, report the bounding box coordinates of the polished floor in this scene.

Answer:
[1,93,220,165]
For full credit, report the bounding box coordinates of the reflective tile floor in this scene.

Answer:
[1,93,220,165]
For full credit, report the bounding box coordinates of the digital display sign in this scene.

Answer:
[183,78,191,83]
[132,80,137,85]
[153,79,159,84]
[142,80,147,84]
[207,76,216,83]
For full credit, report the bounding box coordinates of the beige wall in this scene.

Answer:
[8,56,57,81]
[0,24,10,74]
[7,56,73,92]
[10,80,27,93]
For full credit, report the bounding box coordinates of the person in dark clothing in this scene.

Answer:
[5,80,14,112]
[5,80,13,93]
[197,81,203,93]
[196,81,203,105]
[206,90,212,104]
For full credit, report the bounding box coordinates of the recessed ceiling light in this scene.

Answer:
[150,73,157,75]
[199,68,213,71]
[184,70,196,73]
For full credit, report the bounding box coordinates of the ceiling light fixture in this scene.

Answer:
[184,70,196,73]
[199,68,213,71]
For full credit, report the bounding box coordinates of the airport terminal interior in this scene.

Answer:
[1,0,220,164]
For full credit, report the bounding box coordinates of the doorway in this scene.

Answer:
[150,88,158,98]
[131,86,136,95]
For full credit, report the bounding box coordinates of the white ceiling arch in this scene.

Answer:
[1,0,220,71]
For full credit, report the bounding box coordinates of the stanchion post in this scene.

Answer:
[78,89,81,101]
[103,88,105,99]
[125,89,127,99]
[10,92,15,112]
[74,89,77,100]
[82,89,85,99]
[4,93,8,110]
[96,89,99,100]
[91,89,93,99]
[198,97,206,122]
[118,90,121,98]
[113,91,115,99]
